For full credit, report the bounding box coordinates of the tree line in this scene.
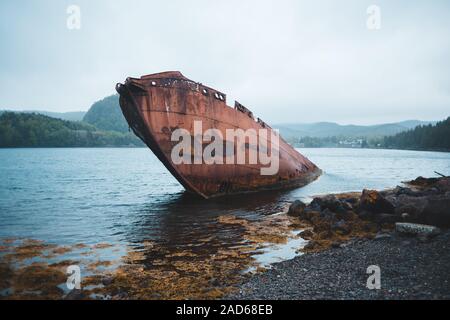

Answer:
[0,112,143,147]
[383,117,450,151]
[1,110,448,151]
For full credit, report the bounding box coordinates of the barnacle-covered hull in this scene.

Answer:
[116,71,321,199]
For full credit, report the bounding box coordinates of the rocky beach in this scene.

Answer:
[228,230,450,299]
[229,176,450,299]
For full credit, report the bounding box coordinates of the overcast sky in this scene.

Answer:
[0,0,449,124]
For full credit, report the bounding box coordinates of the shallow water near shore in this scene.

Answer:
[1,147,449,298]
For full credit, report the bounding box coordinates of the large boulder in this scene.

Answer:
[407,176,440,188]
[287,200,306,217]
[391,186,419,197]
[418,196,450,228]
[359,189,395,214]
[319,208,337,222]
[406,176,450,193]
[393,194,428,219]
[436,177,450,193]
[309,195,347,214]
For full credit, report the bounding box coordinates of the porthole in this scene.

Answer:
[202,88,208,95]
[151,81,157,86]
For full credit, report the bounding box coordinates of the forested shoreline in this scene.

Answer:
[382,117,450,152]
[0,112,142,147]
[1,102,448,152]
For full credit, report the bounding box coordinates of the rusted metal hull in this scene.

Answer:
[116,71,321,199]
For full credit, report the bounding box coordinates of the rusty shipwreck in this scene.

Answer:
[116,71,321,199]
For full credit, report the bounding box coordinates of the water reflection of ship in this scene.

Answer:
[124,189,296,281]
[126,189,290,248]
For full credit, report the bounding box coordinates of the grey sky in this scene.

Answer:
[0,0,449,124]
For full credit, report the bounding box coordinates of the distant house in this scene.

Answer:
[339,139,364,148]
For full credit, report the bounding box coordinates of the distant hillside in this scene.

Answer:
[0,112,142,147]
[2,96,443,150]
[0,110,86,121]
[83,95,129,133]
[274,120,435,139]
[29,110,86,121]
[383,117,450,151]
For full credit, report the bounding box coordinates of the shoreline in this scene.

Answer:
[228,176,450,300]
[1,176,449,299]
[227,230,450,299]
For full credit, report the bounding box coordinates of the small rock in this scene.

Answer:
[299,229,313,239]
[331,220,350,235]
[101,276,113,286]
[64,289,86,300]
[331,242,341,248]
[303,241,319,251]
[340,242,351,248]
[209,277,221,286]
[320,208,336,221]
[401,212,410,220]
[114,291,129,299]
[395,222,441,238]
[418,235,431,243]
[341,201,353,211]
[374,233,392,240]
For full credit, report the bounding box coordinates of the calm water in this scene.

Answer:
[1,147,449,264]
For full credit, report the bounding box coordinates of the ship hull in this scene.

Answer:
[116,71,321,199]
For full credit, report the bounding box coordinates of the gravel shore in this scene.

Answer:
[228,230,450,300]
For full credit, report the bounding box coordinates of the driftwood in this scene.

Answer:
[434,171,447,178]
